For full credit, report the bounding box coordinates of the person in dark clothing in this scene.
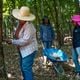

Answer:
[71,14,80,75]
[40,16,55,48]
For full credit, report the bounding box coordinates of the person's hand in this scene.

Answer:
[3,39,12,44]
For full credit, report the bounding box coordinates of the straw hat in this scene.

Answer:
[12,6,35,21]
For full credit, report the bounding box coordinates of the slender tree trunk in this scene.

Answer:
[53,0,63,48]
[34,0,39,24]
[57,0,64,46]
[74,0,80,13]
[0,0,8,79]
[33,0,39,39]
[40,0,44,17]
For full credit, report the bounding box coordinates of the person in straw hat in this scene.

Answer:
[5,6,38,80]
[71,14,80,76]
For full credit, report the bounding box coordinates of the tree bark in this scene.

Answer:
[0,0,8,79]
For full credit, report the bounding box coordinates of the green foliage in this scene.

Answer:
[3,0,80,38]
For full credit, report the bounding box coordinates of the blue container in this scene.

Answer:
[43,48,68,62]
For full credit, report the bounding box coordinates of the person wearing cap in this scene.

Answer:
[5,6,38,80]
[71,14,80,75]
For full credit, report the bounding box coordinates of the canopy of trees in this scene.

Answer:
[3,0,80,47]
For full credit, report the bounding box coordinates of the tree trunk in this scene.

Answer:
[40,0,44,17]
[0,0,8,79]
[74,0,80,13]
[53,0,63,48]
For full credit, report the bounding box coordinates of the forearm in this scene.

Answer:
[12,38,31,46]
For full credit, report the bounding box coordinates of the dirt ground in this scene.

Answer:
[3,44,78,80]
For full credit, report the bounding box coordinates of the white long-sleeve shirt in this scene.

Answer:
[12,22,38,58]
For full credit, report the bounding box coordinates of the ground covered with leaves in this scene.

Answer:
[3,44,80,80]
